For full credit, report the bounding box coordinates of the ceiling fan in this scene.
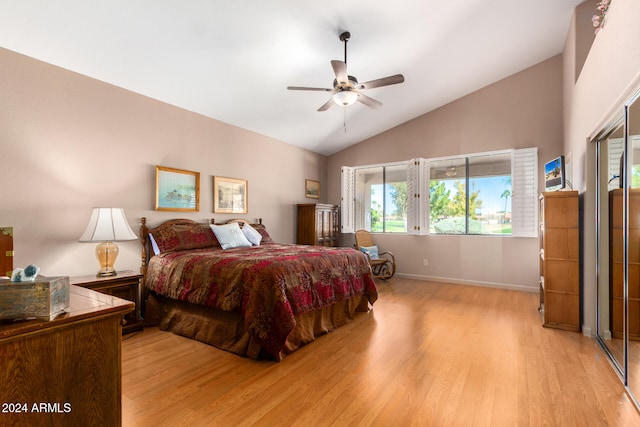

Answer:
[287,31,405,112]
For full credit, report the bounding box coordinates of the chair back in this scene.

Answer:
[355,230,375,249]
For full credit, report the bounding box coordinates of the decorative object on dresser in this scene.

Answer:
[9,263,40,282]
[140,217,376,361]
[0,285,133,427]
[296,203,339,246]
[70,270,143,334]
[354,229,396,280]
[155,165,200,212]
[0,275,70,321]
[538,191,580,331]
[213,176,248,213]
[305,179,320,199]
[0,226,13,277]
[79,207,138,277]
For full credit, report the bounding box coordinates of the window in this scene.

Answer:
[353,164,408,233]
[428,152,512,235]
[342,148,537,237]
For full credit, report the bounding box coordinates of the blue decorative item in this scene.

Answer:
[10,264,40,282]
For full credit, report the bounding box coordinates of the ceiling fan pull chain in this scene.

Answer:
[344,108,347,133]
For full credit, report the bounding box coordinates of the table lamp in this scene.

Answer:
[79,208,137,277]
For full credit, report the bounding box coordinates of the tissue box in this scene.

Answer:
[0,276,70,321]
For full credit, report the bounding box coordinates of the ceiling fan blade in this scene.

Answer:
[317,98,335,112]
[331,60,348,85]
[287,86,332,92]
[357,74,405,90]
[357,93,383,109]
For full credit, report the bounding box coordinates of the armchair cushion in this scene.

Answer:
[359,245,379,260]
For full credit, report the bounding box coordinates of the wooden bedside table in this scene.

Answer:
[70,270,143,334]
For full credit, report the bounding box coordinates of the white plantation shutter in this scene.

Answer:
[341,166,355,233]
[511,148,538,237]
[406,159,418,234]
[407,158,430,235]
[407,159,431,234]
[419,159,430,235]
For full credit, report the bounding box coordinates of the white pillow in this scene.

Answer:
[241,223,262,246]
[210,223,252,249]
[149,233,160,255]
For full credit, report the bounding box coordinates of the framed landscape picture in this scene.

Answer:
[305,179,320,199]
[214,176,248,213]
[155,166,200,211]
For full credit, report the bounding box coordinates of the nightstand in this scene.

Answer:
[70,270,143,334]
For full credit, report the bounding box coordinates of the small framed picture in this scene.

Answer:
[214,176,248,213]
[155,166,200,211]
[305,179,320,199]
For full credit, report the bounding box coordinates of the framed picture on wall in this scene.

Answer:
[214,176,248,213]
[305,179,320,199]
[155,166,200,211]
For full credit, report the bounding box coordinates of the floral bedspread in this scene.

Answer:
[145,243,377,358]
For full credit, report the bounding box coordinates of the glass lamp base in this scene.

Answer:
[95,241,119,277]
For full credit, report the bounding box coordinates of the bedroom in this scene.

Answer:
[2,0,640,424]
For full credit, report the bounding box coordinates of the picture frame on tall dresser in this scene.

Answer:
[155,166,200,212]
[305,179,320,199]
[214,176,248,213]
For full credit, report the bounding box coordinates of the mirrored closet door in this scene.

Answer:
[596,89,640,408]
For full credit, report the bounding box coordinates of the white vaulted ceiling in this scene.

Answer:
[0,0,584,155]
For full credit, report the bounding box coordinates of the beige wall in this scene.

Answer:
[0,48,326,277]
[563,0,640,334]
[327,56,565,291]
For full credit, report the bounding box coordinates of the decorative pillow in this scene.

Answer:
[150,223,220,254]
[241,223,262,246]
[251,223,275,245]
[210,223,252,249]
[149,233,161,256]
[360,245,379,260]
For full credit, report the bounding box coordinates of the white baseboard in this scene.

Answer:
[395,273,538,293]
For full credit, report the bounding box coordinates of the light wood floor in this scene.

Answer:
[121,277,640,426]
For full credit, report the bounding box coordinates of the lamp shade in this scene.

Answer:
[79,208,137,242]
[333,90,358,106]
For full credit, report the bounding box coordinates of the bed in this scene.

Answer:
[140,217,377,361]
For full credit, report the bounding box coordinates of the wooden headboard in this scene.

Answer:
[214,218,262,227]
[140,217,263,278]
[140,218,208,277]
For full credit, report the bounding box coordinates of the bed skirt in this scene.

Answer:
[144,293,372,361]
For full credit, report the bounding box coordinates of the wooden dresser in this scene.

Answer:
[297,203,339,246]
[0,285,133,427]
[539,191,580,331]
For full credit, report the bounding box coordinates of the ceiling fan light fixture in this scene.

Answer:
[286,31,404,112]
[333,90,358,106]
